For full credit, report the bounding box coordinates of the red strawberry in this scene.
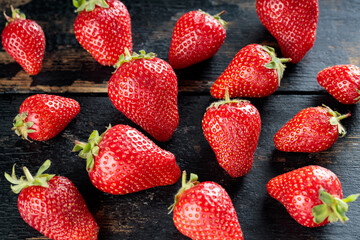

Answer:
[210,44,290,99]
[256,0,319,63]
[73,124,181,194]
[5,160,99,239]
[1,6,45,75]
[73,0,132,66]
[317,64,360,104]
[168,10,226,69]
[267,165,359,227]
[108,49,179,142]
[12,94,80,141]
[274,105,350,153]
[169,171,244,239]
[202,90,261,177]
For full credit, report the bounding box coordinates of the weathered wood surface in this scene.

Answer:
[1,0,360,93]
[1,0,360,239]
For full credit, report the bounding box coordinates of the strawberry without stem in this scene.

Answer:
[267,165,359,227]
[274,105,350,153]
[256,0,319,63]
[73,124,181,195]
[202,90,261,177]
[317,64,360,104]
[169,9,226,69]
[169,172,244,240]
[1,6,45,75]
[108,49,179,142]
[211,44,290,99]
[5,160,99,239]
[12,94,80,141]
[73,0,132,66]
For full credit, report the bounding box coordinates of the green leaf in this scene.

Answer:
[343,194,360,203]
[312,204,330,224]
[35,160,51,177]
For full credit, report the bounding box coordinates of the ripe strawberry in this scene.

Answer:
[210,44,290,99]
[256,0,319,63]
[169,171,244,239]
[5,160,99,239]
[12,94,80,141]
[108,49,179,142]
[267,165,359,227]
[168,10,227,69]
[73,0,132,66]
[202,90,261,177]
[73,124,181,194]
[274,105,350,153]
[1,6,45,75]
[317,64,360,104]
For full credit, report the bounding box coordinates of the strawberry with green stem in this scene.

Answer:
[5,160,99,239]
[267,165,359,227]
[73,124,181,194]
[2,6,45,75]
[73,0,132,66]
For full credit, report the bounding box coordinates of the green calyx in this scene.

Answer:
[168,171,199,214]
[73,125,111,172]
[323,104,351,137]
[261,45,291,86]
[199,9,227,28]
[12,112,36,142]
[208,88,249,109]
[312,188,359,224]
[4,160,55,194]
[73,0,109,12]
[113,48,157,69]
[4,5,26,25]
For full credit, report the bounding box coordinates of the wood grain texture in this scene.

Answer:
[1,0,360,93]
[0,94,359,239]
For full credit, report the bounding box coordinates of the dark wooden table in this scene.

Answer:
[1,0,360,239]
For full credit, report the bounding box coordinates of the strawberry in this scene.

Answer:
[1,6,45,75]
[168,10,227,69]
[267,165,359,227]
[169,171,244,239]
[274,105,350,153]
[5,160,99,239]
[317,64,360,104]
[256,0,319,63]
[73,0,132,66]
[108,49,179,142]
[73,124,181,194]
[210,44,290,99]
[12,94,80,141]
[202,90,261,177]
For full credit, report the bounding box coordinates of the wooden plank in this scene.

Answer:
[1,94,359,239]
[1,0,360,94]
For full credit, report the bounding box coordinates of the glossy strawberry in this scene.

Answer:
[169,10,226,69]
[1,6,45,75]
[108,49,179,142]
[5,160,99,239]
[317,65,360,104]
[267,165,359,227]
[73,124,181,194]
[256,0,319,63]
[202,90,261,177]
[274,105,350,153]
[169,172,244,239]
[12,94,80,141]
[73,0,132,66]
[210,44,290,99]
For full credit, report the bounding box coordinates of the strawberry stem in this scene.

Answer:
[323,104,350,137]
[113,48,156,69]
[208,88,249,109]
[4,160,55,194]
[261,46,291,86]
[12,112,36,142]
[168,171,199,214]
[73,0,109,12]
[199,9,227,28]
[312,188,359,225]
[3,5,26,25]
[73,125,111,172]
